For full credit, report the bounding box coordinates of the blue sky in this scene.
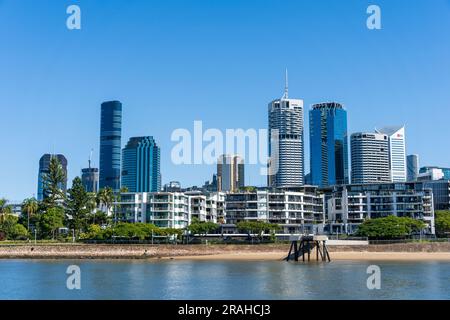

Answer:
[1,0,450,201]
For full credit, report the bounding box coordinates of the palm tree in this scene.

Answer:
[112,187,129,224]
[0,199,13,228]
[22,198,38,231]
[0,198,12,216]
[96,187,114,223]
[86,192,98,224]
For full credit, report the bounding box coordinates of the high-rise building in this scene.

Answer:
[37,154,68,201]
[268,71,304,187]
[81,168,99,193]
[309,102,349,187]
[375,126,407,182]
[121,136,161,193]
[217,154,244,192]
[350,132,390,184]
[407,154,419,182]
[99,100,122,192]
[81,151,99,193]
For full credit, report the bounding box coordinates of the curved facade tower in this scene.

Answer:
[309,102,349,187]
[268,73,304,187]
[99,100,122,192]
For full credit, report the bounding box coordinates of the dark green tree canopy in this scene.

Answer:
[435,211,450,236]
[355,216,426,239]
[66,177,90,234]
[42,156,66,207]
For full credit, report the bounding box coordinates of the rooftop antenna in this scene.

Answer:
[282,68,289,99]
[89,149,93,169]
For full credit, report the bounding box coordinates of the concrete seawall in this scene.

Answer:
[0,242,449,259]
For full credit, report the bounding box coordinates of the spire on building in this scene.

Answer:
[282,68,289,99]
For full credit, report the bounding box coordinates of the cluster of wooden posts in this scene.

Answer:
[285,235,331,262]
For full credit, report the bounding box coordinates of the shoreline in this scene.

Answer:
[0,243,449,261]
[171,251,450,261]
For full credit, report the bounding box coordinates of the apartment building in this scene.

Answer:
[324,182,435,235]
[225,187,325,234]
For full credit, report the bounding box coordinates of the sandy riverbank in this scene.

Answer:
[0,243,449,261]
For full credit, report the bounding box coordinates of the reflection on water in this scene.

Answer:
[0,260,449,300]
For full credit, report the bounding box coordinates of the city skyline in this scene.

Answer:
[2,0,450,200]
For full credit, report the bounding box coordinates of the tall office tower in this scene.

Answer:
[81,152,99,193]
[37,154,68,201]
[121,136,161,192]
[81,167,99,193]
[99,100,122,192]
[375,126,407,182]
[268,71,304,187]
[407,154,419,182]
[350,132,390,184]
[309,102,349,187]
[217,154,245,192]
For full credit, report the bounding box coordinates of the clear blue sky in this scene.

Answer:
[1,0,450,201]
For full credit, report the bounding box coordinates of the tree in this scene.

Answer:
[86,210,110,226]
[0,198,12,214]
[435,210,450,236]
[97,187,114,219]
[186,218,219,240]
[236,221,279,240]
[355,216,426,239]
[42,156,66,207]
[11,224,29,240]
[22,197,38,231]
[0,214,29,240]
[112,187,129,224]
[38,207,65,239]
[66,177,90,237]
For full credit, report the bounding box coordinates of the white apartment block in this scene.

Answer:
[116,192,189,229]
[117,191,226,227]
[225,187,325,234]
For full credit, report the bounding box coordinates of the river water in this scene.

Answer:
[0,260,449,299]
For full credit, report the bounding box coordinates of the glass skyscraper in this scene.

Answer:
[37,154,68,201]
[121,136,161,192]
[81,167,99,193]
[309,102,349,187]
[99,101,122,192]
